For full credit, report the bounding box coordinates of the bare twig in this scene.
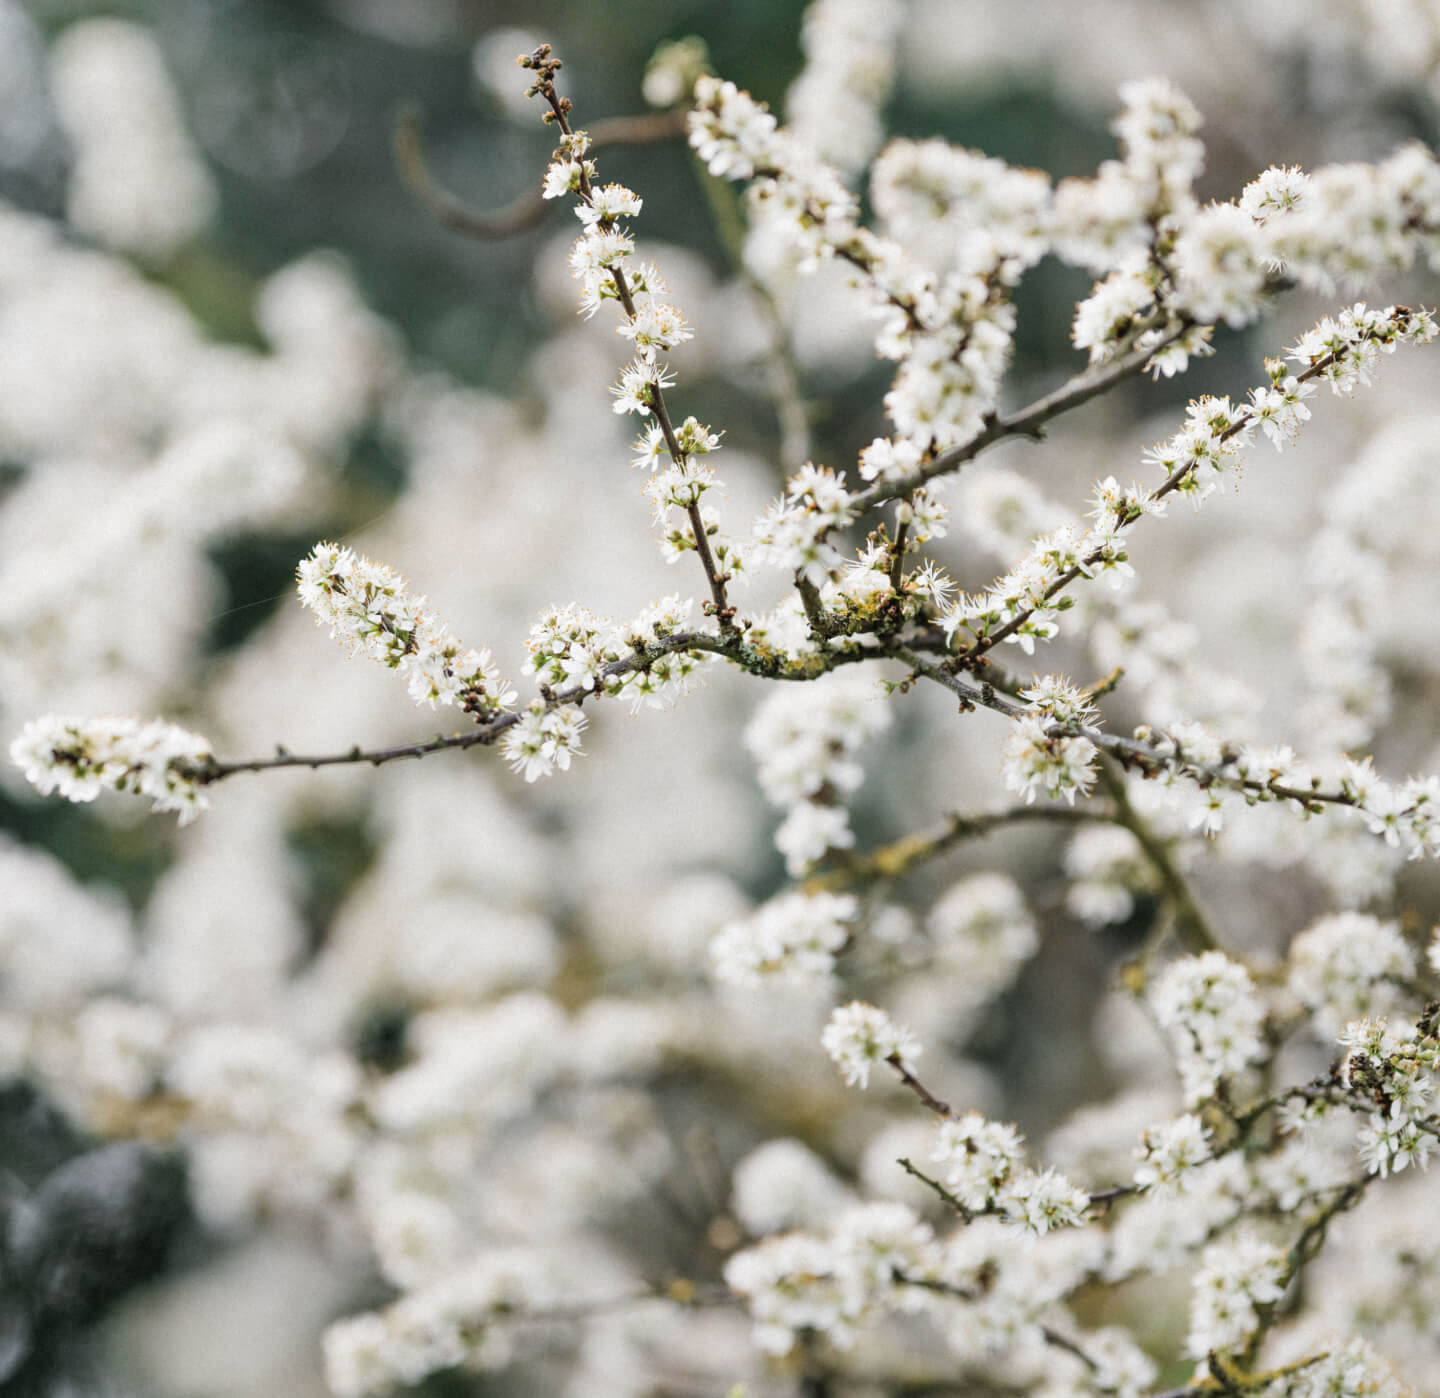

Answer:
[808,803,1113,891]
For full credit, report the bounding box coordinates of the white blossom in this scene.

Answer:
[10,714,212,823]
[821,1001,921,1088]
[1151,952,1268,1105]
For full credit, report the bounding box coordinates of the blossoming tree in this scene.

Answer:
[6,5,1440,1397]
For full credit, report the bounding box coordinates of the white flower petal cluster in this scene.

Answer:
[723,1231,854,1356]
[1263,1337,1411,1398]
[710,890,857,985]
[1288,911,1415,1038]
[1063,825,1155,927]
[694,78,1020,455]
[1151,952,1268,1105]
[931,1111,1089,1234]
[871,137,1053,283]
[1050,77,1204,277]
[932,1111,1026,1211]
[1000,681,1101,808]
[1293,417,1435,757]
[786,0,904,176]
[744,672,891,874]
[724,1200,935,1357]
[542,120,741,579]
[1134,1113,1212,1196]
[752,462,858,587]
[1170,144,1440,327]
[323,1249,554,1397]
[821,1001,921,1088]
[731,1138,855,1237]
[1186,1231,1287,1359]
[297,542,516,717]
[499,702,588,783]
[10,714,212,823]
[1104,1155,1250,1282]
[50,20,216,257]
[1341,1015,1439,1180]
[947,305,1430,685]
[1334,755,1440,862]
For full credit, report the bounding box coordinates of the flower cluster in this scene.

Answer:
[14,27,1440,1398]
[710,890,857,985]
[752,462,858,589]
[1063,825,1157,927]
[297,542,516,718]
[1185,1231,1288,1360]
[723,1201,935,1356]
[323,1250,554,1397]
[1000,679,1100,806]
[1151,952,1268,1104]
[1134,1113,1212,1196]
[785,0,903,176]
[743,673,891,874]
[693,76,1024,455]
[537,91,744,596]
[1341,1015,1439,1179]
[10,714,212,822]
[932,1111,1091,1234]
[498,702,588,783]
[821,1001,921,1088]
[1288,912,1415,1038]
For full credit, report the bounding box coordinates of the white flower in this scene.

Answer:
[576,182,642,226]
[1001,715,1098,806]
[499,703,588,782]
[775,800,854,875]
[710,891,857,985]
[724,1233,853,1356]
[821,1002,921,1088]
[932,1112,1025,1211]
[1151,952,1267,1105]
[11,714,212,822]
[1134,1113,1211,1195]
[296,542,515,718]
[1288,911,1414,1037]
[1186,1232,1287,1359]
[1001,1165,1090,1234]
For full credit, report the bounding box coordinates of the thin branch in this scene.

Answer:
[190,631,728,784]
[887,1054,959,1118]
[896,1158,971,1217]
[892,647,1386,820]
[1238,1178,1369,1370]
[1096,755,1220,954]
[525,55,737,634]
[887,518,910,592]
[808,803,1113,891]
[893,1270,980,1302]
[951,316,1411,667]
[847,313,1182,517]
[1041,1325,1099,1374]
[644,375,736,629]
